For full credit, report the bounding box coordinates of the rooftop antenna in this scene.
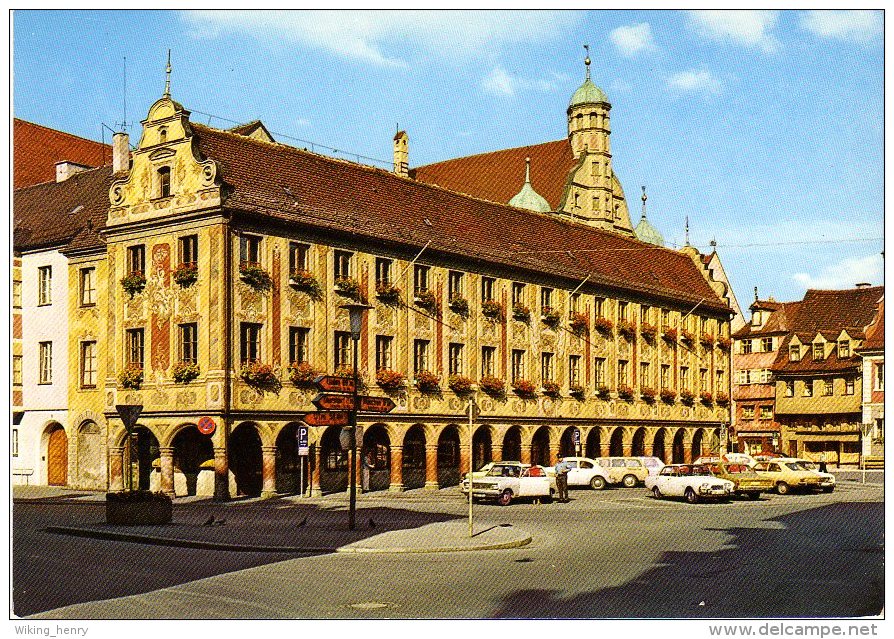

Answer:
[163,49,172,97]
[583,44,591,80]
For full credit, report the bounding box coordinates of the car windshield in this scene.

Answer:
[690,465,712,476]
[798,461,817,471]
[784,462,803,471]
[488,466,519,477]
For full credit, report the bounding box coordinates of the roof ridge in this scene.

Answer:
[14,118,110,148]
[414,138,568,170]
[13,164,112,193]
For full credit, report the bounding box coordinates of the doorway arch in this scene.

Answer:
[173,426,213,496]
[402,425,426,489]
[531,426,551,466]
[472,427,492,472]
[230,423,263,497]
[437,425,461,487]
[502,426,522,461]
[361,424,391,492]
[46,423,68,486]
[631,427,647,457]
[609,427,625,456]
[672,429,686,464]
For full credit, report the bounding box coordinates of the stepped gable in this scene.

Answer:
[14,118,110,189]
[191,124,729,313]
[858,301,884,352]
[13,166,113,252]
[411,139,577,210]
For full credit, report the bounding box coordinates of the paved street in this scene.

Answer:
[14,480,884,619]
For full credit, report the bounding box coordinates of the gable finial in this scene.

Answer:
[641,185,647,220]
[525,157,532,184]
[164,49,172,97]
[685,215,690,246]
[754,286,759,302]
[583,44,591,80]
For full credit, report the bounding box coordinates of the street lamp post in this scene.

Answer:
[467,387,479,538]
[341,301,372,531]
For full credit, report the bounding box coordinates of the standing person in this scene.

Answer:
[818,452,828,473]
[361,448,374,492]
[555,457,570,502]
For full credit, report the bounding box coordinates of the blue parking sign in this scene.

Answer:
[297,425,309,456]
[572,428,580,446]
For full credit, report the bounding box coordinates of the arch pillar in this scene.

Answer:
[622,439,633,457]
[389,445,404,492]
[683,431,694,463]
[492,442,503,462]
[213,447,230,501]
[310,443,323,497]
[520,443,532,465]
[159,447,175,497]
[459,444,470,478]
[261,445,277,498]
[109,446,125,492]
[548,444,560,466]
[424,444,439,490]
[600,439,611,457]
[664,439,673,465]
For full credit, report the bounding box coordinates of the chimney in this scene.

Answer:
[393,130,408,178]
[55,161,91,182]
[112,131,130,173]
[856,282,871,289]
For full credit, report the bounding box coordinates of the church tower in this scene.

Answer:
[558,47,633,236]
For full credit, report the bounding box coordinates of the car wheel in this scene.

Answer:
[684,488,699,504]
[497,489,513,506]
[776,481,790,495]
[746,492,761,500]
[590,476,607,490]
[652,486,662,499]
[622,474,638,488]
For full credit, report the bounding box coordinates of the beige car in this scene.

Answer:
[753,459,824,494]
[704,461,774,499]
[594,457,650,487]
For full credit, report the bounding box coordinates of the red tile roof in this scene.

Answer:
[13,119,111,189]
[733,301,801,338]
[411,139,578,210]
[191,124,730,313]
[857,299,884,352]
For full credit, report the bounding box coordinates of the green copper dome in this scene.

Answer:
[569,78,609,108]
[635,217,664,246]
[509,158,551,213]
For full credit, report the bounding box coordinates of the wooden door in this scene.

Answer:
[47,427,68,486]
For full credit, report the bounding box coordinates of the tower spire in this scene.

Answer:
[685,216,690,246]
[164,49,172,97]
[583,44,591,80]
[524,157,532,184]
[641,185,648,220]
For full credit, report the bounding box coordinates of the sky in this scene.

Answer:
[11,8,885,312]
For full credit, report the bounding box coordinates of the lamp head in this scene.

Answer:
[340,301,373,339]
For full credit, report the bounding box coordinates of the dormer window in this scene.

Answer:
[751,311,762,327]
[813,343,824,360]
[838,340,850,358]
[789,344,801,361]
[158,166,171,198]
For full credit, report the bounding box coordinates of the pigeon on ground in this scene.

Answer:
[213,518,227,526]
[297,516,308,528]
[202,515,215,526]
[368,517,376,529]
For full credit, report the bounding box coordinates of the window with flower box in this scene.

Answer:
[448,343,464,376]
[290,327,310,365]
[239,235,260,267]
[481,277,494,302]
[595,297,605,318]
[661,364,670,389]
[376,335,393,371]
[180,235,198,269]
[640,305,650,324]
[179,323,198,364]
[661,308,671,327]
[570,292,581,317]
[540,287,553,311]
[512,282,525,307]
[414,264,430,295]
[448,271,464,299]
[414,340,430,375]
[240,323,260,365]
[569,355,581,387]
[126,329,144,369]
[716,369,725,390]
[618,301,629,321]
[541,352,554,382]
[375,257,392,286]
[481,346,496,377]
[594,357,606,388]
[680,366,690,391]
[289,242,309,275]
[334,250,353,281]
[511,350,525,382]
[700,368,708,392]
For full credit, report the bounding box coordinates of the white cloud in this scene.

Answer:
[482,67,558,97]
[182,10,581,68]
[667,68,722,95]
[610,23,657,57]
[800,10,882,44]
[687,10,780,53]
[792,254,883,290]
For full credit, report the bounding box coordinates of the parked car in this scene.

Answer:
[637,456,666,477]
[558,456,612,490]
[752,459,824,494]
[464,461,524,481]
[694,453,757,468]
[792,459,836,493]
[460,462,555,505]
[645,464,734,503]
[703,461,774,499]
[595,457,650,487]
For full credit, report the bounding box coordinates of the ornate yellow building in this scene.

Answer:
[32,64,737,499]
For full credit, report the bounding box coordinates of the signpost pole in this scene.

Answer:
[349,337,359,530]
[468,395,474,538]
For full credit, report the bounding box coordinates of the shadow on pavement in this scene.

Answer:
[489,501,884,619]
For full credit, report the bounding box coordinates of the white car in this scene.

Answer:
[460,462,555,505]
[637,456,666,477]
[694,453,757,468]
[645,464,735,503]
[558,456,612,490]
[792,459,836,493]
